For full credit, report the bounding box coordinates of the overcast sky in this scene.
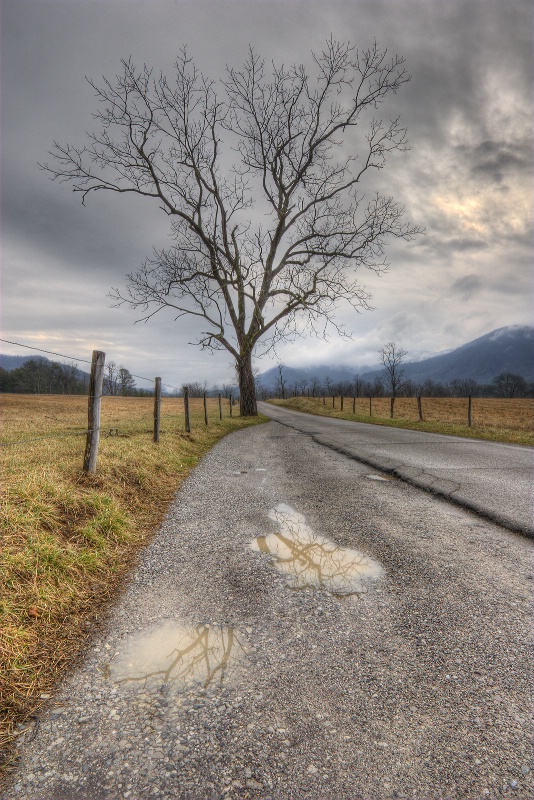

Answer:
[1,0,532,389]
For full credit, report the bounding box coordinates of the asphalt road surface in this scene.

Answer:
[4,416,532,799]
[259,402,534,537]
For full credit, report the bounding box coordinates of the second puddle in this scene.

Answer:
[106,622,245,690]
[251,503,383,598]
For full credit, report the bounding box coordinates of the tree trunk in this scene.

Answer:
[237,352,257,416]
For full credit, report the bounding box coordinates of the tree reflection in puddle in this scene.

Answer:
[107,622,246,690]
[251,503,383,597]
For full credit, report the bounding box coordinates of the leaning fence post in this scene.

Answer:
[153,377,162,442]
[218,393,223,421]
[83,350,105,473]
[203,392,208,426]
[184,387,191,433]
[468,394,472,427]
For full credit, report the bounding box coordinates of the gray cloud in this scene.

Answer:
[1,0,532,384]
[452,274,483,298]
[455,140,533,184]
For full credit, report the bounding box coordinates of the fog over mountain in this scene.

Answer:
[257,326,534,390]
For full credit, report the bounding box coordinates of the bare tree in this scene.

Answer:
[493,372,527,398]
[118,367,136,395]
[104,361,119,396]
[323,375,333,396]
[43,40,421,415]
[379,342,407,398]
[450,378,479,397]
[310,377,322,398]
[275,363,287,399]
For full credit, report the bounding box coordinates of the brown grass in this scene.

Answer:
[269,396,534,445]
[0,394,265,776]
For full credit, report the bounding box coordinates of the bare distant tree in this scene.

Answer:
[372,376,385,397]
[104,361,119,396]
[323,376,333,396]
[493,372,527,398]
[220,383,235,399]
[310,377,322,398]
[42,40,421,415]
[275,364,287,399]
[118,367,136,395]
[184,381,206,397]
[450,378,479,397]
[379,342,407,398]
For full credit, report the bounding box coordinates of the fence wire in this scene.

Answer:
[0,429,95,447]
[0,337,183,394]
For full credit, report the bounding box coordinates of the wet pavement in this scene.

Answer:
[259,402,534,536]
[4,419,533,799]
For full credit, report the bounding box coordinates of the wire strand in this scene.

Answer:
[0,337,184,393]
[0,429,96,447]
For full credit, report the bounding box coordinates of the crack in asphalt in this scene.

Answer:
[267,416,534,539]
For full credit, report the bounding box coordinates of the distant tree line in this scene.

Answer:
[266,367,533,401]
[0,358,151,396]
[1,357,530,401]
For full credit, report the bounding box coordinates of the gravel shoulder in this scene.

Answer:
[4,420,532,799]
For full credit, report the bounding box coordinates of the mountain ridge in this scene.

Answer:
[257,325,534,390]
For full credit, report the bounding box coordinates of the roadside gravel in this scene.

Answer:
[4,420,532,799]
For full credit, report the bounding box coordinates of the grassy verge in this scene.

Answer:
[0,395,265,774]
[268,396,533,445]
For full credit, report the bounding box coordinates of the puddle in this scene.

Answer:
[367,473,395,482]
[250,504,383,597]
[105,622,246,690]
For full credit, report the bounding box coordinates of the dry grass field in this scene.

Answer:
[270,396,534,445]
[0,394,264,775]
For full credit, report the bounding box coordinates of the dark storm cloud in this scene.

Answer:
[1,0,532,382]
[455,140,533,184]
[452,274,483,299]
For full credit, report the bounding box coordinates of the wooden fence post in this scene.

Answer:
[369,397,372,417]
[417,396,424,422]
[352,396,356,414]
[229,395,233,417]
[184,387,191,433]
[340,396,344,411]
[468,395,472,427]
[218,393,223,421]
[390,397,395,418]
[332,395,335,408]
[153,377,161,442]
[323,396,325,406]
[83,350,105,473]
[203,392,208,426]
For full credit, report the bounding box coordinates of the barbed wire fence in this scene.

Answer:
[0,340,236,473]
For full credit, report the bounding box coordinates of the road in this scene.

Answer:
[259,402,534,536]
[5,417,532,799]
